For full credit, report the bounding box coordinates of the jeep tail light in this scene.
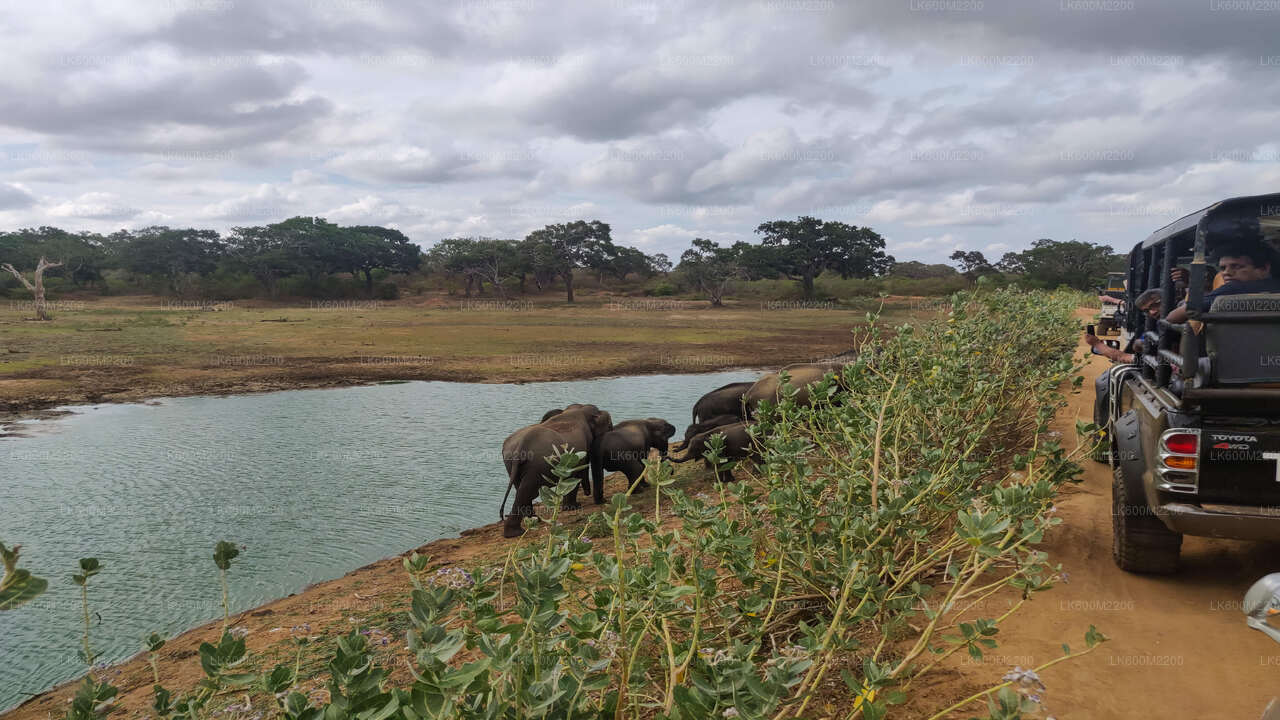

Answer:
[1157,428,1200,494]
[1163,433,1199,455]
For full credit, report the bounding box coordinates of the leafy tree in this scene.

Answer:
[428,237,521,297]
[608,246,658,281]
[0,227,107,290]
[1000,239,1122,290]
[524,220,613,303]
[948,250,995,278]
[677,238,744,307]
[119,227,223,294]
[650,252,673,275]
[225,225,301,297]
[342,226,422,296]
[753,216,893,298]
[890,260,959,279]
[996,252,1025,274]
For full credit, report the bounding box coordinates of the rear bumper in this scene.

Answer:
[1160,502,1280,541]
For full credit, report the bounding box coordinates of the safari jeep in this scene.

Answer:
[1097,272,1126,335]
[1102,193,1280,573]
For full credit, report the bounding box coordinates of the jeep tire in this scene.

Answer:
[1111,464,1182,574]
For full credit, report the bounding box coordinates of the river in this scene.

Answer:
[0,370,758,711]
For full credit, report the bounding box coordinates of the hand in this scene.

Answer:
[1084,332,1101,347]
[1170,267,1189,286]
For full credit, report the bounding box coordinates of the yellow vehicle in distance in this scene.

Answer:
[1097,271,1126,334]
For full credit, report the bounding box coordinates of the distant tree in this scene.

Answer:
[650,252,673,275]
[996,252,1025,274]
[890,260,959,279]
[948,250,996,278]
[1,227,106,289]
[225,225,301,297]
[608,246,658,281]
[119,226,223,294]
[1,256,62,320]
[524,220,614,303]
[1001,238,1122,290]
[342,225,422,296]
[677,238,744,307]
[754,216,893,298]
[428,237,521,297]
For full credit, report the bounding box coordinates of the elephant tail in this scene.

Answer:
[499,458,521,521]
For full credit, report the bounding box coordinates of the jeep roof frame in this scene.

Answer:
[1124,192,1280,410]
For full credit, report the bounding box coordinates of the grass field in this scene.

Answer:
[0,290,934,415]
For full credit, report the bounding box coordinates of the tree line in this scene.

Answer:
[1,214,1121,317]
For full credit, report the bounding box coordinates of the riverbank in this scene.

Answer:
[0,291,923,423]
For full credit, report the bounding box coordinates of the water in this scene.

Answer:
[0,370,758,710]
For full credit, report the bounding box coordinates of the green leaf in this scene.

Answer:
[213,541,240,571]
[0,569,48,611]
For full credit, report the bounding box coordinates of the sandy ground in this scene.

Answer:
[6,308,1279,719]
[928,312,1280,718]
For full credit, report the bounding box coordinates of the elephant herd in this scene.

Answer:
[499,361,849,538]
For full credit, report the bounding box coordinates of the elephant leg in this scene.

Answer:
[715,467,736,484]
[563,468,587,510]
[504,477,540,538]
[621,460,648,493]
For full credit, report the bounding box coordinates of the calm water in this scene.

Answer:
[0,371,757,710]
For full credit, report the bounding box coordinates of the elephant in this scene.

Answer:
[683,413,741,442]
[670,421,758,483]
[742,362,848,417]
[541,408,563,422]
[500,403,613,538]
[599,418,677,493]
[691,381,754,424]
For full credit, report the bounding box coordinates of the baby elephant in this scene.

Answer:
[670,421,758,483]
[599,418,677,494]
[683,413,740,442]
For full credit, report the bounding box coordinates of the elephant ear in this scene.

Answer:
[596,410,613,434]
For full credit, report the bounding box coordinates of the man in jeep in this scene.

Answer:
[1085,288,1163,444]
[1164,241,1280,322]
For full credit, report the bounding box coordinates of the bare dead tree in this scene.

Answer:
[2,256,64,321]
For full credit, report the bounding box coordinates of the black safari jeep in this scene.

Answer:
[1100,193,1280,573]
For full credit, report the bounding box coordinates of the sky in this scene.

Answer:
[2,0,1280,265]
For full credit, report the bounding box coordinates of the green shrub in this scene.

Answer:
[11,288,1106,720]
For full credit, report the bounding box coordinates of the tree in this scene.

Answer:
[1,227,106,290]
[754,216,893,298]
[650,253,673,275]
[607,246,657,281]
[225,225,300,297]
[524,220,613,303]
[996,252,1025,274]
[1000,239,1123,290]
[428,237,521,297]
[119,226,223,294]
[2,256,63,320]
[677,238,744,307]
[343,226,422,296]
[948,250,995,278]
[890,260,959,279]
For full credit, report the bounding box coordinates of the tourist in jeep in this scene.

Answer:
[1164,242,1280,323]
[1085,288,1163,363]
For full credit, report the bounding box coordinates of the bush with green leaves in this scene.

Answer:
[9,287,1106,719]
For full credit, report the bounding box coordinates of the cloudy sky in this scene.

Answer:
[2,0,1279,264]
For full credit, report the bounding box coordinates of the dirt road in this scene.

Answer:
[940,324,1280,718]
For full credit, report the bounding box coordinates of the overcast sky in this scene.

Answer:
[2,0,1279,264]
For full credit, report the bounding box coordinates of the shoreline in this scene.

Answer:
[0,360,795,434]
